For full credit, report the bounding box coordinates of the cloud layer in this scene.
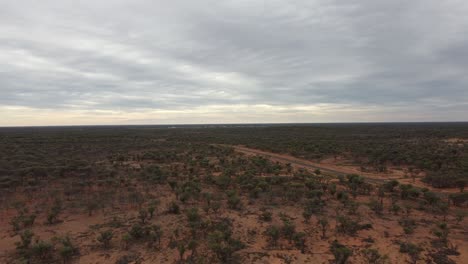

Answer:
[1,0,468,125]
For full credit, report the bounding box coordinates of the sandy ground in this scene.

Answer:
[2,191,466,264]
[1,146,466,264]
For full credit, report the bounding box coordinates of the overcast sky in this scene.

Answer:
[1,0,468,126]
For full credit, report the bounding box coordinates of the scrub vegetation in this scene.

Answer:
[0,123,466,263]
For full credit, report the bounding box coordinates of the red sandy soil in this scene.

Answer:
[1,147,466,264]
[2,190,466,264]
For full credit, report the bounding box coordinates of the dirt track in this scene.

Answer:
[226,145,459,195]
[228,145,391,185]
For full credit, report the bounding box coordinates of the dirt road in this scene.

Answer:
[228,145,391,185]
[226,145,459,195]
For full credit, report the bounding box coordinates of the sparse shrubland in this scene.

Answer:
[0,124,466,263]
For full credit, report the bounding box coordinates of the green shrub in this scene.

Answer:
[141,165,167,184]
[318,217,329,239]
[330,240,352,264]
[47,199,62,225]
[337,216,370,236]
[16,229,34,250]
[206,218,245,262]
[265,225,281,247]
[208,230,245,263]
[432,222,449,247]
[148,199,160,215]
[399,242,422,264]
[31,240,54,263]
[97,230,113,249]
[138,208,148,224]
[281,219,296,241]
[129,224,145,240]
[424,191,441,206]
[227,191,241,210]
[57,236,78,262]
[259,211,272,222]
[148,225,163,248]
[215,174,231,190]
[369,199,383,216]
[362,248,389,264]
[455,210,466,224]
[383,180,399,192]
[303,198,325,220]
[185,208,200,223]
[449,192,468,207]
[399,218,416,235]
[10,216,21,232]
[293,232,306,253]
[22,214,36,227]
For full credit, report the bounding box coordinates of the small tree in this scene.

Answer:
[148,225,163,248]
[318,217,329,239]
[148,200,160,219]
[434,202,449,221]
[281,219,296,242]
[208,229,245,263]
[346,174,364,198]
[187,239,198,260]
[399,218,416,235]
[10,216,21,233]
[57,236,78,263]
[129,224,145,240]
[330,240,352,264]
[177,242,186,262]
[293,232,306,253]
[433,222,449,247]
[138,208,148,224]
[383,180,399,192]
[265,225,281,247]
[398,218,416,235]
[302,209,313,223]
[97,230,113,249]
[399,242,422,264]
[377,186,385,205]
[362,248,389,264]
[369,199,383,216]
[47,199,62,225]
[337,216,369,236]
[390,201,401,215]
[455,210,466,224]
[211,201,221,214]
[259,211,272,222]
[23,214,36,228]
[31,240,54,262]
[303,198,324,219]
[423,191,442,209]
[226,191,241,210]
[16,229,34,251]
[121,234,131,250]
[450,192,468,207]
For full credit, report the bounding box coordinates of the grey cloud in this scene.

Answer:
[1,0,468,124]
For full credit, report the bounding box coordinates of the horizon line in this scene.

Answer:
[1,121,468,128]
